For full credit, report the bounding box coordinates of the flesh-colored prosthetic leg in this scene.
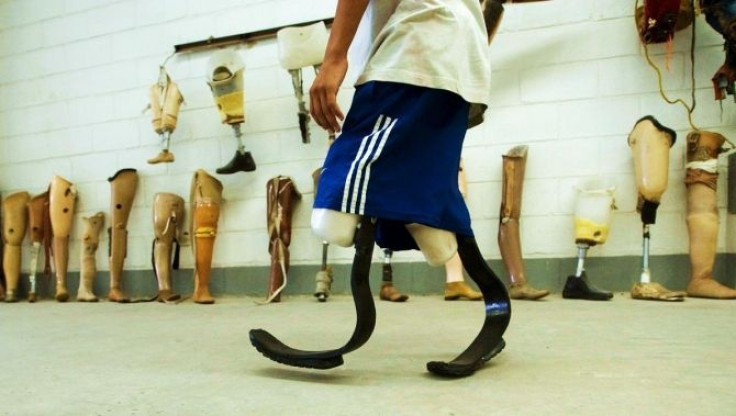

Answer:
[627,116,686,301]
[684,131,736,298]
[498,146,549,300]
[3,192,30,302]
[264,176,301,303]
[108,169,138,303]
[147,68,184,164]
[153,193,184,303]
[27,192,50,303]
[77,212,104,302]
[49,175,77,302]
[190,169,223,304]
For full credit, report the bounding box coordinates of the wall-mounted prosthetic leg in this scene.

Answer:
[684,131,736,298]
[147,67,184,164]
[562,180,615,301]
[627,116,686,301]
[153,193,184,303]
[190,169,223,304]
[27,192,50,303]
[207,49,255,174]
[380,249,409,302]
[2,192,30,302]
[77,212,104,302]
[264,176,301,303]
[49,175,77,302]
[497,146,548,300]
[108,169,138,303]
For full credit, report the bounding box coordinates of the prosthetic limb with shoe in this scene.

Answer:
[108,169,138,303]
[49,175,77,302]
[152,193,184,303]
[207,49,255,174]
[2,192,30,302]
[562,179,615,301]
[26,192,50,302]
[147,67,184,164]
[263,176,301,303]
[77,212,104,302]
[379,249,409,302]
[684,131,736,298]
[190,169,223,304]
[627,116,686,301]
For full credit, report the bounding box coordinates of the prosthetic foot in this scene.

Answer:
[147,68,183,164]
[444,253,481,301]
[49,175,77,302]
[3,192,30,302]
[27,192,50,303]
[684,131,736,298]
[78,212,104,302]
[216,144,256,174]
[108,169,138,303]
[379,249,408,302]
[498,146,549,300]
[191,169,223,304]
[153,193,184,303]
[147,149,175,164]
[264,176,301,303]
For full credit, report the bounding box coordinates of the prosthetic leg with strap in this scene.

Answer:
[108,169,138,303]
[147,67,184,164]
[3,192,30,302]
[78,212,104,302]
[263,176,301,303]
[49,175,77,302]
[190,169,223,304]
[152,193,184,303]
[27,192,50,303]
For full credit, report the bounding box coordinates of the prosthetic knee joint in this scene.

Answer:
[27,191,50,303]
[49,175,77,302]
[190,169,223,304]
[78,212,104,302]
[3,192,30,302]
[108,169,138,303]
[153,193,184,303]
[147,67,184,164]
[264,176,301,303]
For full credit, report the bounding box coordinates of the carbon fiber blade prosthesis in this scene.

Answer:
[249,217,377,369]
[426,235,511,377]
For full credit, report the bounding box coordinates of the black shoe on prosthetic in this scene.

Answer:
[216,150,256,174]
[562,272,613,301]
[250,217,377,370]
[426,235,511,378]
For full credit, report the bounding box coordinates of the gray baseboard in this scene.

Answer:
[9,254,735,301]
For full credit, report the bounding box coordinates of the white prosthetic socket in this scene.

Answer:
[2,192,30,302]
[78,212,104,302]
[49,175,77,302]
[405,224,457,267]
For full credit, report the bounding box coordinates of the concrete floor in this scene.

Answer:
[0,293,734,416]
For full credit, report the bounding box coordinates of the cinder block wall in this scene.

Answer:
[0,1,733,288]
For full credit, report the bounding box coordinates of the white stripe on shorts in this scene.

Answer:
[358,118,397,214]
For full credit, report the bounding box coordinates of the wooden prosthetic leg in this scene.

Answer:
[152,193,184,303]
[684,131,736,298]
[78,212,104,302]
[108,169,138,303]
[498,146,549,300]
[2,192,30,302]
[264,176,301,303]
[190,169,223,304]
[27,192,50,303]
[49,175,77,302]
[147,68,184,164]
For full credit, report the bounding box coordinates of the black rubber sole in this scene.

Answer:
[426,338,506,378]
[250,329,344,370]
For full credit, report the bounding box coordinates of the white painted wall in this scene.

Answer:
[0,0,734,274]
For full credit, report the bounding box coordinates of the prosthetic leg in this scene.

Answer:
[264,176,301,303]
[277,21,329,144]
[190,169,223,304]
[108,169,138,303]
[701,0,736,100]
[2,192,30,302]
[498,146,549,300]
[628,116,686,301]
[684,131,736,298]
[77,212,104,302]
[147,67,184,164]
[49,175,77,302]
[380,249,409,302]
[27,192,50,303]
[152,193,184,303]
[207,49,255,174]
[311,168,333,302]
[0,194,3,302]
[562,179,615,301]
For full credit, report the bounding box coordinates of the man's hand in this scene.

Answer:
[310,57,347,133]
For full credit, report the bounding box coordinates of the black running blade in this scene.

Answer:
[249,329,344,370]
[426,338,506,378]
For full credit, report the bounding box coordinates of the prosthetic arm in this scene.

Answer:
[77,212,104,302]
[190,169,223,304]
[263,176,301,303]
[152,193,184,303]
[108,169,138,303]
[2,192,30,302]
[27,191,50,303]
[49,175,77,302]
[147,67,184,164]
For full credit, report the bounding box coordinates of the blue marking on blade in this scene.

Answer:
[486,301,510,316]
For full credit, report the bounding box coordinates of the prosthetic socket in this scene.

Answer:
[27,191,50,303]
[635,0,694,44]
[49,175,77,302]
[78,212,104,302]
[277,21,329,144]
[147,68,184,164]
[108,169,138,303]
[152,193,184,303]
[190,169,223,304]
[702,0,736,100]
[3,192,30,302]
[264,176,301,303]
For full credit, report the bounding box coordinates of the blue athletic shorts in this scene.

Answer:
[314,81,473,251]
